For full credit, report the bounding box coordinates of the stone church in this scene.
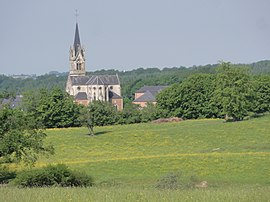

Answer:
[66,23,123,111]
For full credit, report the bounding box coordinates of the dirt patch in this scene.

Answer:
[152,117,183,124]
[195,181,208,188]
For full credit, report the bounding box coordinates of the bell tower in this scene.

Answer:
[69,22,86,76]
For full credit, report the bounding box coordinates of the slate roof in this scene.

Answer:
[70,76,89,85]
[133,86,168,103]
[70,75,120,86]
[74,23,81,56]
[75,92,88,100]
[133,91,156,102]
[109,91,122,99]
[1,95,23,108]
[136,86,167,95]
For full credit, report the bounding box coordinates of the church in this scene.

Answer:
[66,22,123,111]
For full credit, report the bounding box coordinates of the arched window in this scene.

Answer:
[76,63,81,70]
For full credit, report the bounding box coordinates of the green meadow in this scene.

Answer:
[1,115,270,201]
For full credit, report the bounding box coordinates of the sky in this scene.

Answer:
[0,0,269,75]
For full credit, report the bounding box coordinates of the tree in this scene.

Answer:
[117,103,141,124]
[0,105,53,165]
[156,74,218,119]
[22,88,81,128]
[156,83,181,118]
[140,103,159,122]
[88,101,118,126]
[252,75,270,114]
[214,62,253,121]
[79,105,95,136]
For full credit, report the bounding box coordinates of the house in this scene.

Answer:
[132,86,167,107]
[1,95,23,109]
[66,22,123,111]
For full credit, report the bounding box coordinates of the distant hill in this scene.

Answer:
[0,60,269,98]
[249,60,270,74]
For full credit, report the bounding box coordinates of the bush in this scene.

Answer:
[155,172,199,189]
[155,172,179,189]
[12,164,94,187]
[0,166,16,184]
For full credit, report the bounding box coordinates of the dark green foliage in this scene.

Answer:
[156,173,179,189]
[82,101,159,126]
[118,103,141,124]
[249,60,270,74]
[252,75,270,114]
[13,164,94,187]
[155,172,200,189]
[157,62,270,121]
[0,105,53,164]
[0,74,65,94]
[88,101,119,126]
[155,83,181,118]
[0,166,16,184]
[22,88,81,128]
[79,105,95,135]
[0,91,15,100]
[0,60,269,99]
[140,103,159,122]
[157,74,218,119]
[214,63,253,121]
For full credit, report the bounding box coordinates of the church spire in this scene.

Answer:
[69,11,86,76]
[74,23,81,55]
[74,10,81,55]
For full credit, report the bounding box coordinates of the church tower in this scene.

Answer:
[66,16,123,111]
[69,23,86,76]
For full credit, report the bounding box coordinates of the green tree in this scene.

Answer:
[118,103,141,124]
[22,88,81,128]
[140,103,158,122]
[78,105,95,136]
[156,74,217,119]
[156,83,181,118]
[0,105,53,165]
[214,62,253,121]
[88,101,118,126]
[252,75,270,114]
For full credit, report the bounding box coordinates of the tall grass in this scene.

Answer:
[1,186,270,202]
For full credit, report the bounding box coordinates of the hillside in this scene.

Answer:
[32,114,270,186]
[1,60,270,99]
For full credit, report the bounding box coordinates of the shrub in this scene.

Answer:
[12,164,94,187]
[155,171,199,189]
[156,172,179,189]
[0,166,16,184]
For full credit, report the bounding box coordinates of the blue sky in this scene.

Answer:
[0,0,269,75]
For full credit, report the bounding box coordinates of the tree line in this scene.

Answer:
[1,60,270,101]
[156,62,270,121]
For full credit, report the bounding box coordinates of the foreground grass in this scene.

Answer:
[1,186,270,202]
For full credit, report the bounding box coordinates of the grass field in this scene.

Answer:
[1,186,270,202]
[1,115,270,201]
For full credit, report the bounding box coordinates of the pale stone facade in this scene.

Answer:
[66,23,123,111]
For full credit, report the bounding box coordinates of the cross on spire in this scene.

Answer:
[75,9,79,23]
